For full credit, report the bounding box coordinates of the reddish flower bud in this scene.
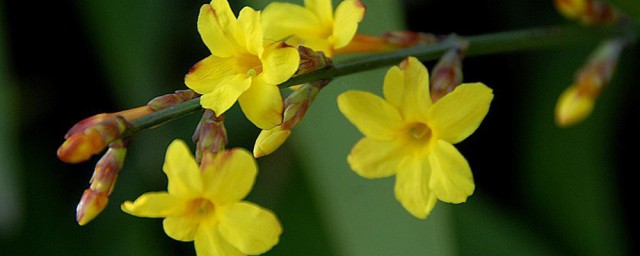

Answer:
[57,116,129,163]
[296,46,332,76]
[147,89,200,111]
[76,141,127,225]
[554,0,622,25]
[193,110,227,163]
[430,39,468,102]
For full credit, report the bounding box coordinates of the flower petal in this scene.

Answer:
[218,202,282,255]
[305,0,333,24]
[163,215,201,242]
[337,90,404,140]
[261,42,300,85]
[238,77,283,130]
[186,56,252,115]
[394,157,438,219]
[347,137,407,178]
[197,3,236,57]
[202,148,257,205]
[428,82,493,144]
[333,0,365,49]
[262,2,323,42]
[195,222,244,256]
[383,57,431,121]
[236,6,263,56]
[121,192,182,218]
[428,140,475,203]
[163,140,203,197]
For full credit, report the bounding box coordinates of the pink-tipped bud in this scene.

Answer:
[76,189,108,226]
[296,46,332,76]
[555,38,627,127]
[253,80,328,158]
[76,141,127,225]
[58,117,128,163]
[193,110,227,163]
[147,89,200,111]
[335,32,439,55]
[430,39,468,102]
[554,0,621,25]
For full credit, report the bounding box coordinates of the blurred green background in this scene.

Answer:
[0,0,637,255]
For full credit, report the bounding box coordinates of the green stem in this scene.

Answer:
[121,24,637,139]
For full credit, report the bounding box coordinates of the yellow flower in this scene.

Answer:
[262,0,366,57]
[337,57,493,219]
[185,0,300,130]
[122,140,281,255]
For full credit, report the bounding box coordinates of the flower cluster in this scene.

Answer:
[54,0,639,255]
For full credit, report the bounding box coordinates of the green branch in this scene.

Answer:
[121,24,637,140]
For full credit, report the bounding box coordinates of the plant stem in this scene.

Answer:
[121,24,637,140]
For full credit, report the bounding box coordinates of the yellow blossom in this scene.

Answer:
[122,140,281,255]
[185,0,300,130]
[262,0,366,57]
[337,57,493,219]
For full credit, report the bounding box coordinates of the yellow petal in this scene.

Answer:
[163,140,203,197]
[261,42,300,85]
[186,56,253,115]
[121,192,182,218]
[337,90,404,140]
[428,140,474,203]
[347,137,407,178]
[428,82,493,144]
[383,57,431,122]
[305,0,333,24]
[218,202,282,255]
[394,157,438,219]
[163,215,201,242]
[238,77,283,130]
[253,126,291,158]
[195,222,244,256]
[202,148,257,205]
[197,3,236,57]
[262,2,323,42]
[332,0,365,49]
[236,7,263,56]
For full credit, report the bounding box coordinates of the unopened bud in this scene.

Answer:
[296,46,332,76]
[554,0,621,25]
[76,189,108,226]
[253,126,292,158]
[335,32,439,55]
[430,38,468,102]
[253,80,328,157]
[76,140,127,225]
[57,116,129,163]
[193,110,227,163]
[147,89,200,111]
[555,38,627,127]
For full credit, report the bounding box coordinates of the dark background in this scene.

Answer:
[1,0,637,255]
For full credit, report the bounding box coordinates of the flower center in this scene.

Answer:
[237,54,263,77]
[408,122,432,142]
[188,198,215,217]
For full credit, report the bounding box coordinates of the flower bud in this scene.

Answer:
[253,80,328,157]
[430,39,468,102]
[555,38,627,127]
[554,0,621,25]
[76,141,127,225]
[193,110,227,163]
[296,46,332,76]
[335,32,439,55]
[57,116,129,163]
[147,89,200,111]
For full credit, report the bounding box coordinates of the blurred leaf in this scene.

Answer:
[0,2,22,238]
[518,46,630,255]
[453,193,562,256]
